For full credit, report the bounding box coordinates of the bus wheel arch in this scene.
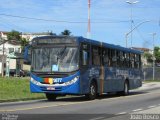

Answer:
[117,79,129,96]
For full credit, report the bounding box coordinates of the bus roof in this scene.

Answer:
[32,35,143,54]
[77,36,143,54]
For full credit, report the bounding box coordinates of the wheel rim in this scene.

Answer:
[125,83,128,94]
[90,85,95,96]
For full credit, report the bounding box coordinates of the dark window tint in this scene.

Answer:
[92,46,100,65]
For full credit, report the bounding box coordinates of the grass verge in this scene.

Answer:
[144,80,160,83]
[0,77,45,103]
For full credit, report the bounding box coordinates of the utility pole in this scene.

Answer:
[150,33,156,80]
[125,20,150,48]
[0,35,5,77]
[126,0,139,47]
[87,0,91,39]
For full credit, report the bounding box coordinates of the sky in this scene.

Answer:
[0,0,160,49]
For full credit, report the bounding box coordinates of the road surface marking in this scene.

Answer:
[90,116,105,120]
[132,109,142,112]
[115,112,127,115]
[0,101,92,112]
[0,92,159,112]
[148,105,156,108]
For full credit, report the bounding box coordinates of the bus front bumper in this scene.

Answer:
[30,77,80,95]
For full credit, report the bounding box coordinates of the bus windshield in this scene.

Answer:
[32,47,79,72]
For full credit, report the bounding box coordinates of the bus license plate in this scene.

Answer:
[47,87,55,90]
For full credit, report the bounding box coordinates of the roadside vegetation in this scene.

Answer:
[144,80,160,83]
[0,77,45,102]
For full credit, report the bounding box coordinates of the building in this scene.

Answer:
[0,31,56,76]
[0,40,23,76]
[131,47,152,53]
[0,31,56,41]
[22,32,56,41]
[131,47,152,66]
[0,31,8,40]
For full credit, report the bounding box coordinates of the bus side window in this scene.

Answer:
[82,50,88,65]
[117,51,120,67]
[135,54,141,69]
[119,51,124,68]
[81,43,89,66]
[124,52,130,68]
[139,55,141,68]
[130,53,135,68]
[92,46,100,65]
[103,48,110,66]
[135,54,138,68]
[111,49,117,67]
[108,49,111,66]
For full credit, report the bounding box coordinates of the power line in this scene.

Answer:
[0,13,130,24]
[133,22,147,42]
[0,17,30,32]
[1,13,158,24]
[0,13,85,23]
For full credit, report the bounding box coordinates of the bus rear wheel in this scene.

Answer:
[117,81,129,96]
[124,81,129,95]
[86,82,97,100]
[45,93,57,101]
[121,81,129,96]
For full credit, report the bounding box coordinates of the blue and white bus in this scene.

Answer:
[25,36,142,100]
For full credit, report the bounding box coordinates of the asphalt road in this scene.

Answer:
[0,82,160,120]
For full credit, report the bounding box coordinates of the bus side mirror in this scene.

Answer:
[24,45,31,65]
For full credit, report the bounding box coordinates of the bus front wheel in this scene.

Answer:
[45,93,57,101]
[86,82,97,100]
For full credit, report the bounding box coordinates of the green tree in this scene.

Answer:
[7,30,29,48]
[7,30,21,40]
[61,29,71,36]
[154,46,160,63]
[143,52,153,63]
[20,37,29,48]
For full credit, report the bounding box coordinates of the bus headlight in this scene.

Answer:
[64,76,79,86]
[30,77,40,85]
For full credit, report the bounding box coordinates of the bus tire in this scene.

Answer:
[117,81,129,96]
[45,93,57,101]
[86,81,97,100]
[123,81,129,96]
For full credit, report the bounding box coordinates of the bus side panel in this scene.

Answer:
[80,67,100,94]
[104,67,125,93]
[80,69,90,94]
[103,67,113,92]
[128,69,142,90]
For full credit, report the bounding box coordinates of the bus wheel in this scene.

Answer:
[123,81,129,96]
[117,81,129,96]
[86,82,97,100]
[45,93,57,101]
